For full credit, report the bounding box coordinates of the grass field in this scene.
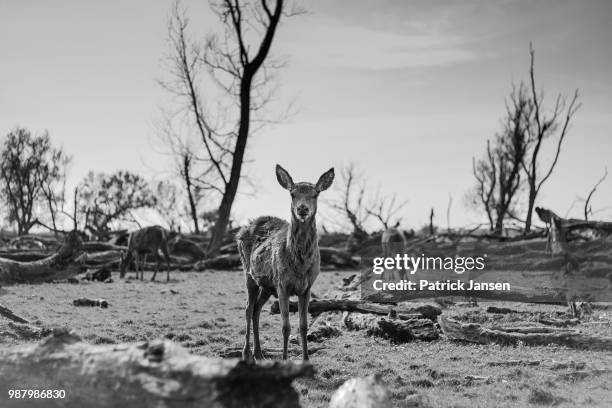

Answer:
[1,270,611,407]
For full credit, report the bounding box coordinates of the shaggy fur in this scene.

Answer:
[237,165,334,362]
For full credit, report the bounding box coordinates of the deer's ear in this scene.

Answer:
[276,164,294,190]
[316,168,335,192]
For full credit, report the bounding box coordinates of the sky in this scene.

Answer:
[1,0,611,231]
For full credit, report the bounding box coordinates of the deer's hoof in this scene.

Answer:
[254,351,265,361]
[242,347,253,362]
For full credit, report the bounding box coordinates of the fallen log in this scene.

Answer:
[194,254,241,270]
[319,247,360,269]
[0,303,30,324]
[0,250,50,262]
[73,298,109,308]
[83,250,121,267]
[171,237,206,261]
[0,231,85,285]
[343,312,439,342]
[8,234,58,250]
[0,322,51,341]
[487,360,541,367]
[536,207,612,235]
[438,316,612,351]
[0,330,313,408]
[486,306,520,314]
[537,316,581,327]
[81,242,125,253]
[270,299,441,321]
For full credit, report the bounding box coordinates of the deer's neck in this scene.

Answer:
[287,214,318,266]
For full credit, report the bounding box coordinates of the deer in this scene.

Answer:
[381,221,408,280]
[119,225,172,282]
[236,164,335,362]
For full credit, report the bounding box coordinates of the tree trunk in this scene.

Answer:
[524,187,536,233]
[208,76,253,257]
[438,316,612,351]
[183,154,200,234]
[0,304,30,324]
[0,330,313,408]
[343,313,439,342]
[0,230,84,285]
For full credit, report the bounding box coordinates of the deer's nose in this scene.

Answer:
[297,205,309,217]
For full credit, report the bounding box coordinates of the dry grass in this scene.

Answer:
[1,270,611,407]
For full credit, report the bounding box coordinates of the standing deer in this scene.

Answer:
[119,225,172,282]
[382,222,407,279]
[381,222,406,257]
[236,165,335,361]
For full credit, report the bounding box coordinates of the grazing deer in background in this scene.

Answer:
[120,225,172,282]
[382,221,407,257]
[236,165,335,362]
[382,222,408,279]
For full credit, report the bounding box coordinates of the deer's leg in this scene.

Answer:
[278,286,291,361]
[151,251,159,282]
[242,276,258,361]
[297,289,311,361]
[134,253,140,280]
[252,288,272,360]
[162,244,171,281]
[141,254,147,280]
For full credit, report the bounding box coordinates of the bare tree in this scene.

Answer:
[154,180,185,232]
[522,43,581,233]
[0,128,71,235]
[157,120,206,233]
[365,189,408,230]
[78,171,157,239]
[161,0,299,256]
[470,140,496,230]
[330,164,370,241]
[469,84,530,234]
[39,147,72,235]
[584,167,608,221]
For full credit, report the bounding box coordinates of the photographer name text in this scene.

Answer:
[372,279,510,291]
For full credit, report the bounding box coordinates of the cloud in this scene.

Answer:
[283,19,481,74]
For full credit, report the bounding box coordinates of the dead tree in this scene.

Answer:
[439,316,612,351]
[365,189,408,230]
[522,44,581,233]
[154,180,189,232]
[156,117,205,234]
[161,1,300,256]
[469,84,528,234]
[343,313,439,343]
[0,128,71,235]
[77,171,156,239]
[0,230,84,284]
[584,167,608,221]
[471,141,496,230]
[330,164,370,242]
